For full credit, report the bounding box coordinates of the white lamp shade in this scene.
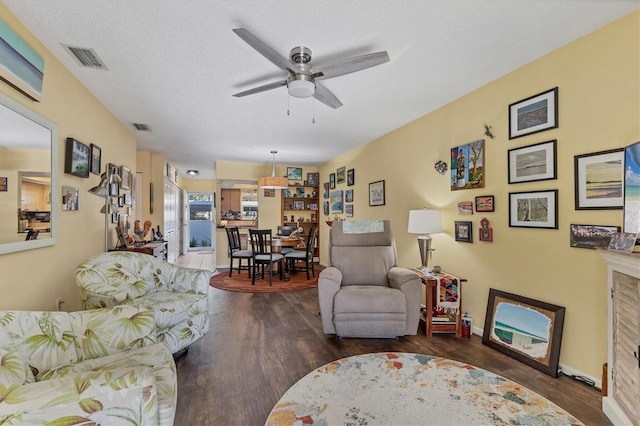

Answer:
[408,209,443,234]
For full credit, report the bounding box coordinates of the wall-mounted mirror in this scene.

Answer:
[0,92,58,254]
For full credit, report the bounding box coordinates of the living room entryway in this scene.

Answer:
[188,192,215,252]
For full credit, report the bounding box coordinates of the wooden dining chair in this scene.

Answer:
[285,226,317,280]
[249,229,284,286]
[225,226,252,278]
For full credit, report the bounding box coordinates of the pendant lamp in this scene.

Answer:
[259,150,289,189]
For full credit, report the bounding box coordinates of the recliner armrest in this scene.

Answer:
[387,267,421,289]
[318,267,343,334]
[388,267,422,335]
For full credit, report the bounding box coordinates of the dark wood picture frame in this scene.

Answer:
[64,137,90,178]
[509,87,558,139]
[336,166,346,184]
[347,168,355,186]
[287,167,302,180]
[368,180,385,206]
[329,173,336,189]
[0,177,7,192]
[90,143,101,175]
[454,221,473,242]
[508,140,557,184]
[475,195,494,212]
[483,288,565,377]
[509,189,558,229]
[574,148,624,210]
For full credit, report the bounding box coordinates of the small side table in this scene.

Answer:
[413,269,467,337]
[110,241,168,261]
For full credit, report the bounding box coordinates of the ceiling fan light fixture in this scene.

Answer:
[287,74,315,98]
[186,170,199,177]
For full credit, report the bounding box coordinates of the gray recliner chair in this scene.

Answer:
[318,220,422,338]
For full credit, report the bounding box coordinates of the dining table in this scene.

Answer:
[271,236,304,280]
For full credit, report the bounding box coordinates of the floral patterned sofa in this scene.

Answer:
[75,251,211,355]
[0,305,176,425]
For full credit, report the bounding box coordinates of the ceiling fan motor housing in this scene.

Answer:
[290,46,312,63]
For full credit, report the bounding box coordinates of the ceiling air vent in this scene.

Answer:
[131,123,151,131]
[62,44,108,70]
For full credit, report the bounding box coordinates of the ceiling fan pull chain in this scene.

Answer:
[312,97,315,124]
[287,93,290,116]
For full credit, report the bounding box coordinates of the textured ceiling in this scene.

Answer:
[3,0,638,179]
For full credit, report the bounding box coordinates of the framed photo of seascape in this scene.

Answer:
[0,18,44,102]
[483,288,565,377]
[508,140,557,184]
[574,148,623,210]
[623,141,640,246]
[509,87,558,139]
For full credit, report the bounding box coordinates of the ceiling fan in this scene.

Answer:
[232,28,390,109]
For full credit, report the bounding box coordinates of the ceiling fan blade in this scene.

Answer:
[312,51,390,80]
[313,82,343,109]
[232,28,295,74]
[233,80,287,97]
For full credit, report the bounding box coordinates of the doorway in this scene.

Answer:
[188,192,214,252]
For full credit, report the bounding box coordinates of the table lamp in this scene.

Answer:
[408,209,443,275]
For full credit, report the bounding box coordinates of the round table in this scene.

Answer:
[271,237,303,253]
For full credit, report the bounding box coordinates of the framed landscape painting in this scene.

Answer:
[330,190,343,214]
[574,148,623,210]
[483,288,565,377]
[0,18,44,101]
[509,190,558,229]
[623,141,640,246]
[508,140,557,184]
[509,87,558,139]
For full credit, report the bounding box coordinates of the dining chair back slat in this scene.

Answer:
[249,229,284,286]
[225,226,252,278]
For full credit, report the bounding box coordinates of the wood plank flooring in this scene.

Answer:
[174,284,610,426]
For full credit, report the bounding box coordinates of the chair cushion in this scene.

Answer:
[232,249,253,258]
[0,349,35,385]
[284,250,306,259]
[254,253,284,262]
[334,286,406,314]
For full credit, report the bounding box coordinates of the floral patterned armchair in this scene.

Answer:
[0,305,176,425]
[75,251,211,354]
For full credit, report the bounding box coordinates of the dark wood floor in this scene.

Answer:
[174,286,610,426]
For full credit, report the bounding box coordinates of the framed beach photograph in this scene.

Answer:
[623,141,640,246]
[345,204,353,217]
[90,143,101,175]
[450,139,485,190]
[347,168,355,186]
[64,138,90,178]
[483,288,565,377]
[455,221,473,242]
[330,190,343,214]
[508,140,557,184]
[569,224,620,250]
[120,166,131,190]
[0,19,44,101]
[369,180,385,206]
[336,166,346,184]
[509,190,558,229]
[574,148,623,210]
[475,195,494,212]
[509,87,558,139]
[287,167,302,181]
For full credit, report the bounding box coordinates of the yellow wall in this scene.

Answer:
[0,4,137,311]
[319,11,639,379]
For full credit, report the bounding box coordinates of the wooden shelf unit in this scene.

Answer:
[281,184,320,261]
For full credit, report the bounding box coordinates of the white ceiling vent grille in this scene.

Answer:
[132,123,151,131]
[62,44,108,70]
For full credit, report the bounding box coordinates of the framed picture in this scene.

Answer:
[120,166,131,190]
[263,188,275,197]
[124,193,132,205]
[608,232,639,253]
[0,177,6,191]
[64,138,90,178]
[369,180,385,206]
[347,168,355,186]
[307,172,319,186]
[508,87,558,139]
[0,20,44,101]
[295,187,305,197]
[330,190,343,214]
[623,141,640,246]
[509,189,558,229]
[479,217,493,242]
[293,200,305,210]
[345,189,354,202]
[508,140,557,184]
[166,163,171,178]
[61,186,79,211]
[450,139,485,190]
[118,195,125,207]
[109,182,119,197]
[336,166,346,184]
[90,143,101,175]
[111,213,118,224]
[287,167,303,180]
[574,148,623,210]
[454,221,472,242]
[457,201,473,215]
[323,182,330,198]
[149,182,154,214]
[329,173,336,189]
[323,201,329,216]
[483,288,565,377]
[345,204,354,217]
[569,224,620,250]
[475,195,494,212]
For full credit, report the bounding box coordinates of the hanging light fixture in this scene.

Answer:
[259,150,289,189]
